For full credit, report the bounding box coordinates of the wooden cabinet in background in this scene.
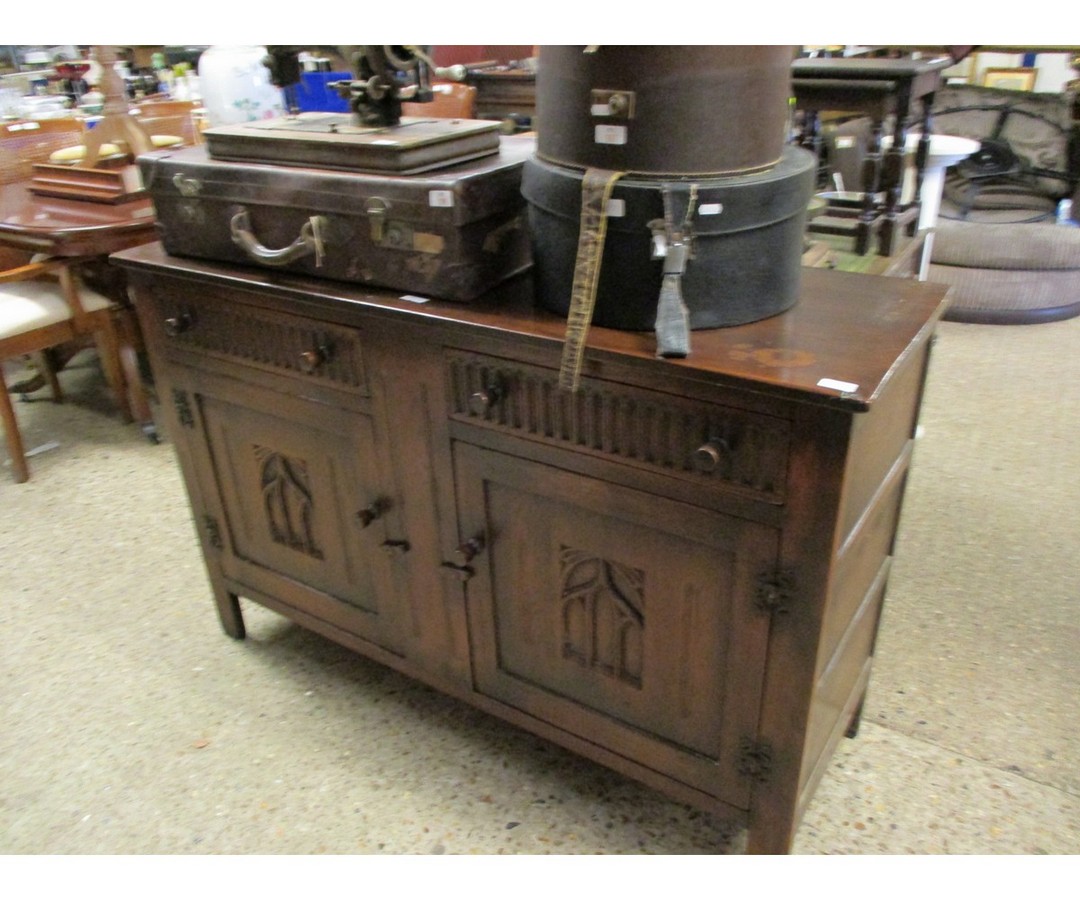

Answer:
[116,242,950,854]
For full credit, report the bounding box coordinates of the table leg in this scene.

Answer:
[856,120,884,255]
[114,306,157,442]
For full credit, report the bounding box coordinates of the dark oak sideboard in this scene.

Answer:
[114,242,950,854]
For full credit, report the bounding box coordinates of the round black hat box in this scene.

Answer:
[522,145,817,331]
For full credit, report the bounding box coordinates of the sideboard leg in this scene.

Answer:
[745,820,796,855]
[215,590,245,639]
[846,695,866,739]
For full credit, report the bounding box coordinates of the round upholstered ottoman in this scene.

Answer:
[928,218,1080,324]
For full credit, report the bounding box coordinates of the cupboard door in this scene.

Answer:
[454,443,777,807]
[177,372,409,654]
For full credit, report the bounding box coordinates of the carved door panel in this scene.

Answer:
[454,444,777,808]
[175,372,409,654]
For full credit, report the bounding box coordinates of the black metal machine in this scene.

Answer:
[263,45,437,127]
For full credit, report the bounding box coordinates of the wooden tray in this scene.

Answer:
[29,162,146,204]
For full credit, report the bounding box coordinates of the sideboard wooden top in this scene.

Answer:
[113,241,951,413]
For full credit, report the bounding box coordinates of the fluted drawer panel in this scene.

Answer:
[149,288,368,394]
[447,351,790,502]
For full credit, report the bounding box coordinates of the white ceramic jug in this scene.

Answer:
[198,45,284,126]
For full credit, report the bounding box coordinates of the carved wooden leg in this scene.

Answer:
[908,97,935,237]
[878,117,909,257]
[856,121,883,255]
[799,110,827,190]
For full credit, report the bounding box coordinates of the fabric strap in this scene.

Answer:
[558,167,624,392]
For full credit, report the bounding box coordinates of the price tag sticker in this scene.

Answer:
[594,124,628,146]
[428,190,454,208]
[817,377,859,394]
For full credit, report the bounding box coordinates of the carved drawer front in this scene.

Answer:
[148,286,368,395]
[447,351,790,502]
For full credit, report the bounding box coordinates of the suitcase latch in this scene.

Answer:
[172,173,201,197]
[591,89,635,120]
[365,197,391,241]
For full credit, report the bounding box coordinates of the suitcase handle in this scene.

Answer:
[230,209,328,268]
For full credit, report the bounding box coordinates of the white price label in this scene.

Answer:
[428,190,454,208]
[594,124,628,146]
[817,377,859,394]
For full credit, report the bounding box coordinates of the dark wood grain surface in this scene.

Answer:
[0,179,157,255]
[113,241,951,411]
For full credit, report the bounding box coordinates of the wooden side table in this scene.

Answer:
[792,56,953,256]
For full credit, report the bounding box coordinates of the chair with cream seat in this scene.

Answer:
[131,98,203,146]
[1,120,135,482]
[1,256,131,482]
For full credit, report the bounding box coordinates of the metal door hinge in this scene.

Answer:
[738,738,773,784]
[203,514,224,550]
[754,568,797,617]
[172,388,195,429]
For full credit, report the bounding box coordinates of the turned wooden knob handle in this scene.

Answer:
[298,347,327,374]
[468,377,503,415]
[691,439,731,474]
[163,313,192,336]
[455,534,485,565]
[355,499,387,529]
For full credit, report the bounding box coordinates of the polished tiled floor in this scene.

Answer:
[2,315,1079,859]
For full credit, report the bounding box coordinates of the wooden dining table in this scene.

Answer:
[0,177,159,436]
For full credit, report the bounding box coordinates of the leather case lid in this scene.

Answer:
[139,135,534,228]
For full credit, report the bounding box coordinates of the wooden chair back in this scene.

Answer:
[131,99,202,145]
[0,118,86,185]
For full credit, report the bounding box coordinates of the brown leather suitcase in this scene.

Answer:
[138,134,534,302]
[536,45,796,176]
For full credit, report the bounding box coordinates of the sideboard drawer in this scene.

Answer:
[144,283,369,396]
[446,350,791,503]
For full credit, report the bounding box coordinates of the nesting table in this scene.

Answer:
[792,55,954,256]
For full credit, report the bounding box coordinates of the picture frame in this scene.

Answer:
[982,67,1037,91]
[943,51,977,86]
